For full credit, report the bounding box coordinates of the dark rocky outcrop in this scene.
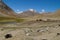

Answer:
[5,34,12,39]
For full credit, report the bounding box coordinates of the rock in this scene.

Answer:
[5,34,12,39]
[42,39,47,40]
[57,33,60,35]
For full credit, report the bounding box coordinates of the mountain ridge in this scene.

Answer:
[0,0,17,17]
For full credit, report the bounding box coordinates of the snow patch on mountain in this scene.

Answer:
[28,9,36,12]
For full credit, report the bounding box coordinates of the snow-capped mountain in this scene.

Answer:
[28,9,36,12]
[17,9,39,17]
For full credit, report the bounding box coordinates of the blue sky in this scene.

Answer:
[3,0,60,13]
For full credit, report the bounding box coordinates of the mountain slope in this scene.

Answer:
[49,10,60,18]
[18,9,40,17]
[0,0,17,17]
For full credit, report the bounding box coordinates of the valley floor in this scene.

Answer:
[0,18,60,40]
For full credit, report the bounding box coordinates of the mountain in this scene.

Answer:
[54,10,60,15]
[1,0,60,18]
[18,9,40,17]
[39,10,60,18]
[49,10,60,18]
[0,0,17,17]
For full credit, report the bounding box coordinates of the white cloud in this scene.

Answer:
[39,9,45,13]
[17,11,23,13]
[17,9,20,12]
[16,9,23,14]
[42,9,45,12]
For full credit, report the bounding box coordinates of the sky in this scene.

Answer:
[2,0,60,13]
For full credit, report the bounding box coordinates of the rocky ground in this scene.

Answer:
[0,18,60,40]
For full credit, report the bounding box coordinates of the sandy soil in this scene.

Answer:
[0,18,60,40]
